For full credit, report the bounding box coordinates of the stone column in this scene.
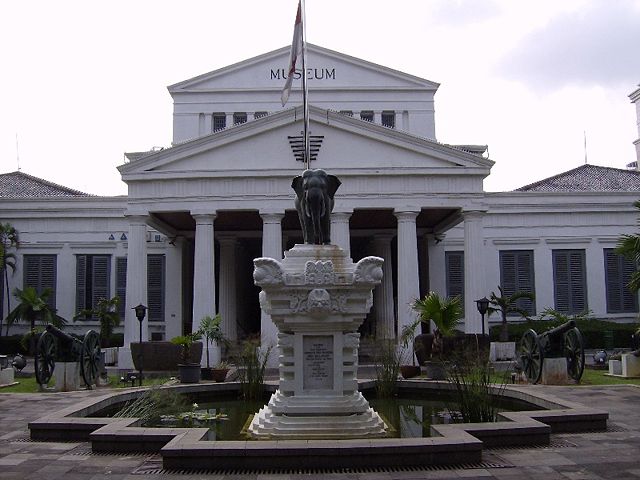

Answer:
[371,233,395,339]
[260,212,284,360]
[463,210,486,334]
[192,213,218,365]
[218,235,238,342]
[330,211,352,257]
[394,210,421,338]
[118,215,148,369]
[374,111,382,126]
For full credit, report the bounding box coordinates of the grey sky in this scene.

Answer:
[497,1,640,89]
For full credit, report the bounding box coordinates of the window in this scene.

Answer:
[381,111,395,128]
[115,257,127,319]
[233,112,247,125]
[552,249,587,314]
[213,114,226,131]
[360,111,373,122]
[339,110,353,117]
[499,250,536,316]
[254,111,268,119]
[445,251,464,315]
[604,249,638,313]
[24,254,57,311]
[113,255,165,322]
[76,255,110,315]
[147,254,166,322]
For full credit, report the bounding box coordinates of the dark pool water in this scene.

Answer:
[131,391,538,440]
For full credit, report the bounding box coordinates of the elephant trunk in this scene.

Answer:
[305,188,326,244]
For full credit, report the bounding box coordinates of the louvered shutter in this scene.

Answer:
[91,256,111,315]
[605,249,638,313]
[445,251,464,315]
[115,257,127,319]
[147,254,165,323]
[553,250,586,314]
[500,250,535,316]
[76,255,87,313]
[24,255,57,310]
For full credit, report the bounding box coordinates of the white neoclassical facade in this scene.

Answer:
[2,46,640,368]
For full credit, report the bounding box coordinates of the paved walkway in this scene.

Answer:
[0,383,639,479]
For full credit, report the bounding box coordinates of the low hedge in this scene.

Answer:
[489,319,639,349]
[0,335,28,355]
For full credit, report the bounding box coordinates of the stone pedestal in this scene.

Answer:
[51,362,81,392]
[489,342,516,362]
[248,244,388,439]
[608,354,640,378]
[540,358,569,385]
[0,367,15,385]
[609,359,622,376]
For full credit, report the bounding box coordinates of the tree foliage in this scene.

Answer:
[5,286,66,334]
[615,200,640,293]
[487,285,535,342]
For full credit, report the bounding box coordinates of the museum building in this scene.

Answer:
[2,45,640,369]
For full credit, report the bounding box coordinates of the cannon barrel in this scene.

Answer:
[539,320,576,339]
[45,324,75,346]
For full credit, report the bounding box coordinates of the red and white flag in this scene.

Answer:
[281,0,303,107]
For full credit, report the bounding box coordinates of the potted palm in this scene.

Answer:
[487,286,534,361]
[171,332,202,383]
[411,292,463,379]
[197,314,229,381]
[74,296,121,347]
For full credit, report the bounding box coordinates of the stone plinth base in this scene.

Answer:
[489,342,516,362]
[51,362,81,391]
[607,354,640,378]
[541,358,568,385]
[248,390,387,439]
[0,367,15,385]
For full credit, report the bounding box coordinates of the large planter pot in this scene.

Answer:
[400,365,421,379]
[414,334,434,366]
[211,368,230,382]
[178,363,201,384]
[130,341,203,371]
[424,361,448,380]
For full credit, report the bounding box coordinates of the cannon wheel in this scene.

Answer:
[565,327,585,382]
[80,330,101,388]
[520,329,544,384]
[35,331,57,385]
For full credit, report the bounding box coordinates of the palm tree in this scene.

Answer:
[74,296,121,347]
[488,286,535,342]
[5,287,66,335]
[0,223,19,336]
[411,292,463,357]
[615,199,640,293]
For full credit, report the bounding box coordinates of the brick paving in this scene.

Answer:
[0,383,639,479]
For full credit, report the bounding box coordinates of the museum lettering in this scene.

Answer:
[271,67,336,80]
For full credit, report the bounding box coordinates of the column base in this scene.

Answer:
[117,347,134,370]
[247,390,388,439]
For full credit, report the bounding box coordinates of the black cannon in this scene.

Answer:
[34,324,101,388]
[519,320,585,384]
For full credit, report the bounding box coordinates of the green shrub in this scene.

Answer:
[490,318,638,349]
[0,335,28,355]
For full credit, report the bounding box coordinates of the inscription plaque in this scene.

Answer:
[303,335,334,390]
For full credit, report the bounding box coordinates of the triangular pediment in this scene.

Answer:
[119,106,492,178]
[168,44,439,93]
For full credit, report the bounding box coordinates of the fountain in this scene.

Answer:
[248,168,388,438]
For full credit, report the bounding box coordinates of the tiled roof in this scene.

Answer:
[515,164,640,192]
[0,171,93,198]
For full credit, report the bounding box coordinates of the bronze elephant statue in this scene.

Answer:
[292,169,341,245]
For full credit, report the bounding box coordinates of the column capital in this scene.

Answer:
[331,211,352,222]
[124,214,148,226]
[260,212,284,223]
[394,209,420,222]
[217,234,237,245]
[462,210,486,221]
[372,232,395,244]
[192,213,217,224]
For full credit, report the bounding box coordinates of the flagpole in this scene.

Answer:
[300,0,310,170]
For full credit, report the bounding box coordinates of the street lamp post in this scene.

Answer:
[133,304,147,387]
[475,297,490,337]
